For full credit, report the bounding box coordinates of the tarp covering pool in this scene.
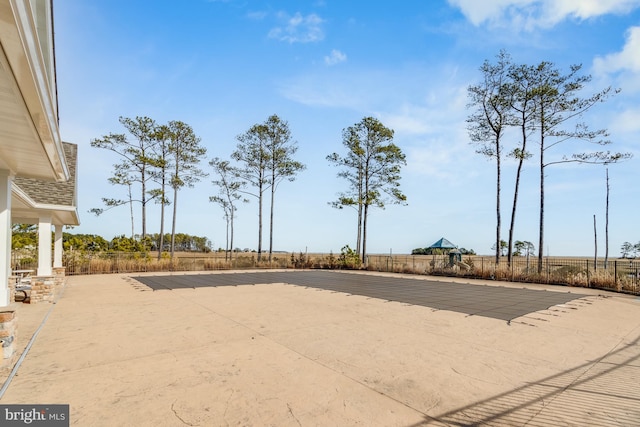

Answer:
[131,270,588,322]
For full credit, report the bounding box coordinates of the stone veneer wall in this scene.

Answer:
[53,267,65,286]
[13,268,66,304]
[8,277,16,303]
[0,309,17,368]
[30,276,55,304]
[1,269,66,367]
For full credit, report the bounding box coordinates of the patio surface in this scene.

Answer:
[1,270,639,426]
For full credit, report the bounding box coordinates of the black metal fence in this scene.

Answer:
[10,250,37,271]
[366,255,640,295]
[10,250,640,295]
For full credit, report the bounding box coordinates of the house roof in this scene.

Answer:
[11,142,79,226]
[14,142,76,206]
[428,237,457,249]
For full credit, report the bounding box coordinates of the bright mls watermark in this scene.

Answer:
[0,405,68,426]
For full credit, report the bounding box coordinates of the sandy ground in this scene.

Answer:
[1,271,639,426]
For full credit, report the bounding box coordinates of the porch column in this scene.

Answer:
[0,170,12,306]
[37,213,52,276]
[54,224,63,268]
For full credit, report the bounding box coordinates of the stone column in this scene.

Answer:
[37,213,53,277]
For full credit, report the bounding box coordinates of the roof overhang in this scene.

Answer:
[0,0,68,182]
[11,182,79,226]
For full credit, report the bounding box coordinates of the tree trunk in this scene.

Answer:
[507,167,520,266]
[170,187,178,259]
[157,204,165,260]
[356,166,363,255]
[593,214,597,270]
[257,179,263,262]
[495,136,501,266]
[507,117,528,266]
[141,167,146,240]
[605,168,609,269]
[225,213,230,262]
[362,203,369,267]
[128,183,134,239]
[230,209,234,262]
[538,130,545,274]
[361,158,368,266]
[157,180,166,260]
[269,177,275,262]
[356,202,362,255]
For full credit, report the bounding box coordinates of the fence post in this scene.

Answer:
[546,258,550,284]
[586,259,590,288]
[614,260,617,289]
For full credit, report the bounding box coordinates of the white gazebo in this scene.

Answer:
[0,0,78,307]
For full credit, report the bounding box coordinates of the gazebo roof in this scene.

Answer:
[428,237,457,249]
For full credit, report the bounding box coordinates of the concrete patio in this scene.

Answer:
[1,270,639,426]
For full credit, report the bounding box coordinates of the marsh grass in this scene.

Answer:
[13,250,635,295]
[366,254,639,294]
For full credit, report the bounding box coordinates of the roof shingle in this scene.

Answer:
[13,142,77,207]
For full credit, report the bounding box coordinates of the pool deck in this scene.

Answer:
[1,270,639,426]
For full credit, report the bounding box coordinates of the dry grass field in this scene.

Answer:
[367,254,640,294]
[47,250,640,295]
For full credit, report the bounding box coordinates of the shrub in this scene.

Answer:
[291,252,313,269]
[338,245,361,269]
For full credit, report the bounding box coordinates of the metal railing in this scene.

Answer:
[60,251,293,275]
[365,255,640,295]
[10,250,640,295]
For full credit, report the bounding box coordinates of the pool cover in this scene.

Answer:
[131,270,588,321]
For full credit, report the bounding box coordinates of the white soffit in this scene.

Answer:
[0,0,67,182]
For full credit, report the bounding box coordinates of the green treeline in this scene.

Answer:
[11,225,211,253]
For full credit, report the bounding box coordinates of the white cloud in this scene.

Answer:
[447,0,531,26]
[278,64,476,185]
[384,111,431,135]
[403,122,475,181]
[383,84,468,137]
[324,49,347,66]
[278,70,383,110]
[448,0,640,29]
[549,0,640,20]
[395,107,472,183]
[247,11,267,20]
[268,12,324,43]
[610,107,640,133]
[593,26,640,74]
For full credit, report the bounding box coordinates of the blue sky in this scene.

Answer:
[54,0,640,256]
